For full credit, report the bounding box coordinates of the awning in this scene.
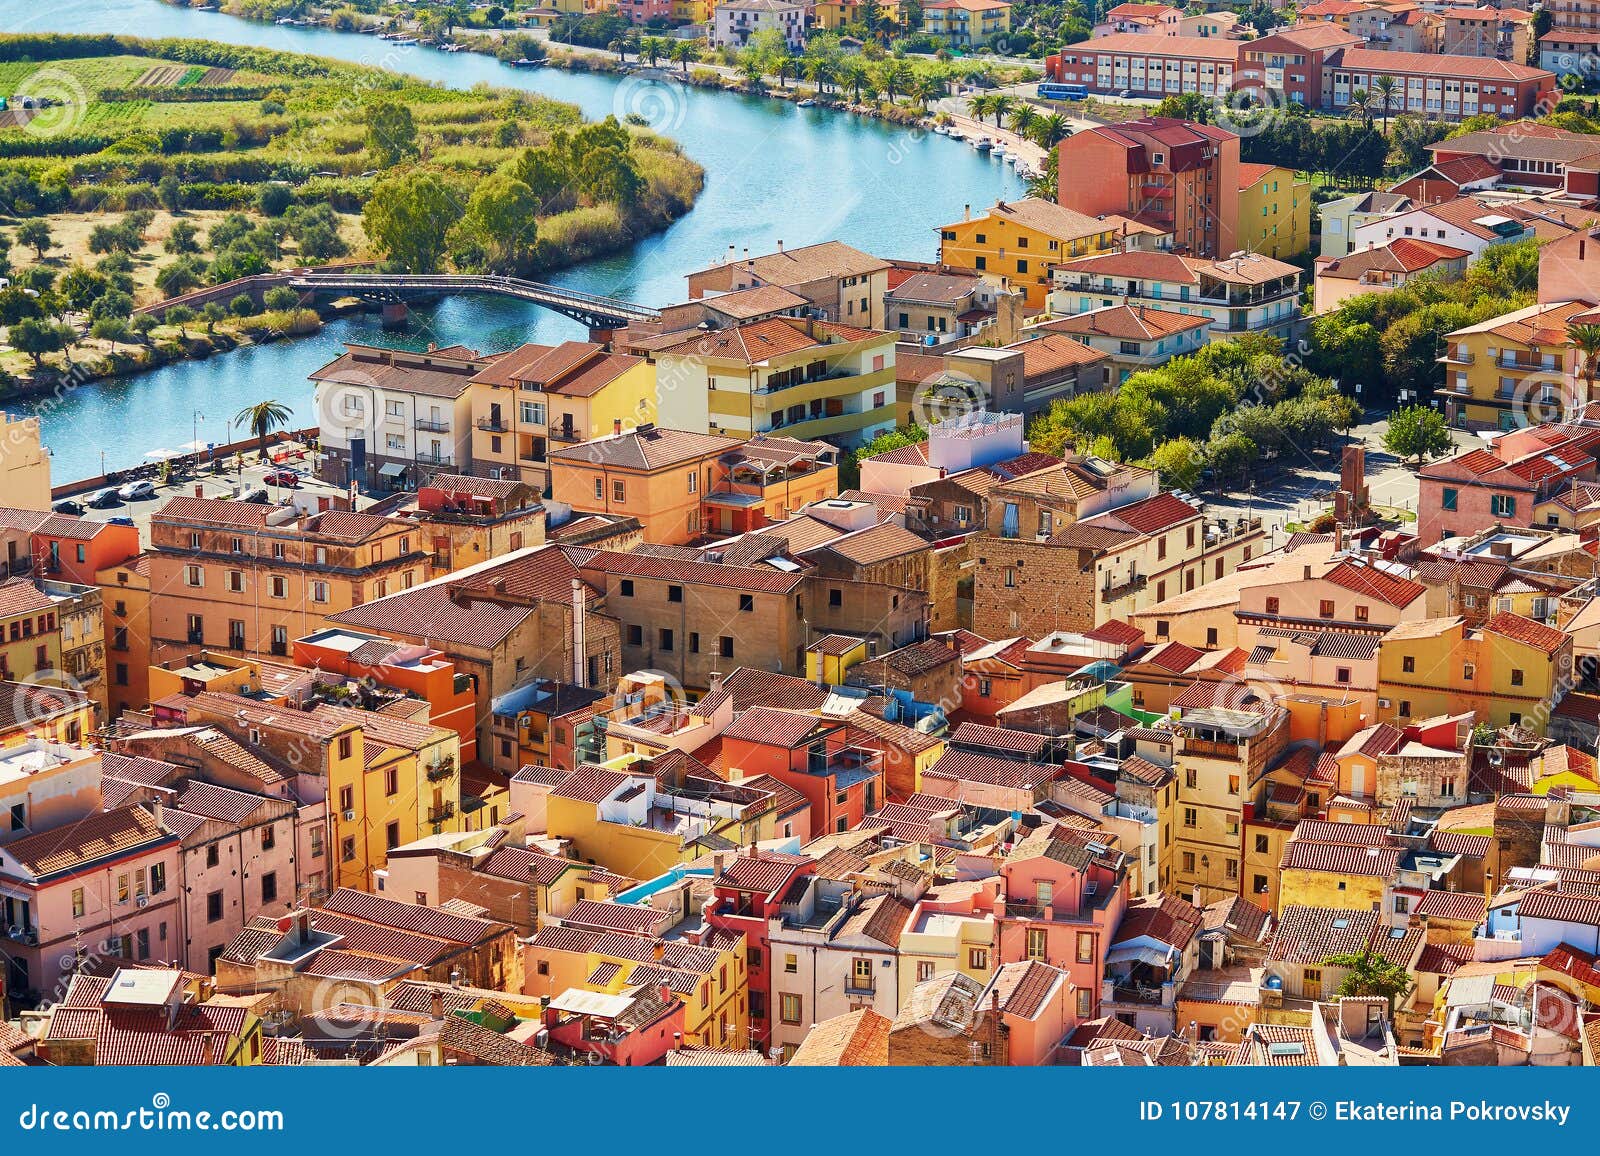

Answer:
[378,462,408,479]
[547,989,632,1018]
[1104,943,1174,968]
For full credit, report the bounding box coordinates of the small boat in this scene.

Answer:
[796,98,816,108]
[974,138,993,152]
[509,57,544,68]
[391,36,418,45]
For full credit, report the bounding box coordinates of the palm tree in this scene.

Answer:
[1571,322,1600,403]
[839,58,868,104]
[989,94,1015,128]
[671,39,700,74]
[1373,75,1399,133]
[804,53,837,96]
[235,400,294,463]
[1008,104,1039,140]
[640,36,667,67]
[1348,86,1373,126]
[968,91,996,125]
[1028,112,1072,149]
[878,59,914,104]
[909,73,944,110]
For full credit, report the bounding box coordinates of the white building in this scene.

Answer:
[711,0,807,50]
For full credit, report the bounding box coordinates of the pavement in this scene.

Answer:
[1200,412,1476,549]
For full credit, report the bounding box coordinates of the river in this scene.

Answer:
[0,0,1023,481]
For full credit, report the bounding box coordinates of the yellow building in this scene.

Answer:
[0,579,62,688]
[1173,703,1290,904]
[1276,836,1395,918]
[672,0,712,20]
[895,885,998,1006]
[1377,612,1573,732]
[545,762,774,880]
[938,198,1119,310]
[1437,300,1589,432]
[469,341,658,494]
[805,634,870,685]
[171,691,463,890]
[814,0,901,28]
[653,317,900,447]
[1237,164,1310,259]
[0,412,51,512]
[922,0,1011,45]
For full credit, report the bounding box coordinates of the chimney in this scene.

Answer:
[613,418,623,436]
[964,203,972,221]
[709,671,724,691]
[1334,522,1345,553]
[201,1033,215,1066]
[571,579,587,688]
[654,941,666,962]
[776,240,784,254]
[658,983,672,1003]
[149,799,163,829]
[714,852,727,876]
[427,342,437,353]
[1582,238,1587,262]
[431,990,445,1020]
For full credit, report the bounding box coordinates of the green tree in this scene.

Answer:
[91,316,133,351]
[1008,104,1039,140]
[1382,404,1452,467]
[15,219,52,261]
[363,171,458,272]
[230,293,257,318]
[1373,74,1399,133]
[365,100,420,167]
[257,183,294,218]
[157,174,184,213]
[0,287,42,327]
[1206,430,1257,488]
[1325,950,1413,1011]
[671,38,700,73]
[8,317,72,370]
[89,289,133,323]
[234,399,294,461]
[461,172,541,271]
[164,303,197,338]
[263,286,301,311]
[202,301,227,334]
[1572,322,1600,401]
[1029,112,1072,149]
[1145,437,1204,491]
[155,257,206,299]
[164,219,202,255]
[989,94,1015,127]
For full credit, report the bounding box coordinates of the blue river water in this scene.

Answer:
[0,0,1022,479]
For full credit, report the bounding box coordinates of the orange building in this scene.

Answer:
[1058,118,1240,259]
[547,426,743,546]
[99,555,151,722]
[719,707,886,835]
[145,497,427,666]
[30,514,139,586]
[293,626,482,764]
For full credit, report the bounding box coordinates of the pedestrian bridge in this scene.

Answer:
[285,271,660,331]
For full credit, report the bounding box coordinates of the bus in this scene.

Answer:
[1037,82,1088,101]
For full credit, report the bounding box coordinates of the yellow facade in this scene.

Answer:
[1276,867,1385,918]
[814,0,902,28]
[545,787,772,881]
[805,638,869,685]
[470,354,658,493]
[1437,301,1585,432]
[1237,166,1311,260]
[937,205,1118,309]
[1376,617,1572,732]
[922,0,1011,45]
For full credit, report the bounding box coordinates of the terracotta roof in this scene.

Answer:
[788,1008,891,1065]
[309,344,483,399]
[1317,237,1470,280]
[319,888,502,944]
[2,805,171,879]
[654,317,883,365]
[1115,893,1204,950]
[546,426,740,471]
[722,706,827,749]
[965,197,1109,244]
[576,548,806,594]
[1323,559,1425,607]
[716,851,811,895]
[0,578,55,620]
[1037,305,1210,343]
[1280,841,1401,878]
[691,240,889,288]
[1415,889,1486,924]
[987,960,1064,1020]
[949,721,1049,759]
[1267,905,1379,965]
[558,899,671,937]
[807,520,929,566]
[1484,611,1569,654]
[924,748,1056,791]
[1335,45,1552,82]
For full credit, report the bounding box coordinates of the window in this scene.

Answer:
[1490,494,1516,518]
[206,891,224,923]
[1511,668,1524,686]
[338,735,353,761]
[206,844,220,868]
[1442,488,1458,511]
[185,564,203,587]
[829,588,842,608]
[385,767,398,797]
[1355,604,1369,622]
[1182,851,1196,873]
[261,872,278,904]
[917,961,936,981]
[720,636,734,658]
[739,594,754,612]
[968,947,990,969]
[341,836,357,863]
[311,581,329,603]
[612,479,626,503]
[1076,931,1094,964]
[1077,988,1093,1017]
[1265,596,1280,615]
[620,579,634,597]
[779,993,802,1025]
[659,628,674,652]
[851,957,874,990]
[1402,655,1415,674]
[668,584,683,603]
[1034,880,1053,906]
[1319,599,1335,619]
[72,888,85,918]
[1183,807,1197,828]
[784,953,797,974]
[1025,928,1046,961]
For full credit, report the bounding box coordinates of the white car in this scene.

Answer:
[117,480,156,501]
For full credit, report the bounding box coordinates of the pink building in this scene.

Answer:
[996,822,1130,1023]
[616,0,674,22]
[1418,423,1600,543]
[0,803,180,1007]
[544,984,686,1065]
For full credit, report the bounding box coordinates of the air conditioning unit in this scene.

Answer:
[343,809,357,822]
[1377,697,1391,709]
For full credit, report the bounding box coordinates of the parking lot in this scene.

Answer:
[51,441,368,544]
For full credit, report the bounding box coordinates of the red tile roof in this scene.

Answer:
[1483,611,1569,654]
[1323,560,1425,607]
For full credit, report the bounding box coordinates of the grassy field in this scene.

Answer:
[0,33,704,382]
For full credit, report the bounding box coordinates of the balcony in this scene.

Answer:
[844,979,877,997]
[1102,574,1148,601]
[1183,737,1240,758]
[0,924,37,945]
[415,418,450,433]
[425,758,456,783]
[475,417,508,433]
[427,802,456,824]
[548,427,582,444]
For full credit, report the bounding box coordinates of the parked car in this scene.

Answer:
[263,470,301,488]
[117,480,156,501]
[51,499,84,516]
[107,517,136,527]
[239,487,270,504]
[88,487,120,509]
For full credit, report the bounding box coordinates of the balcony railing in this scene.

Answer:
[425,758,456,783]
[1103,574,1148,601]
[415,418,450,432]
[427,802,456,824]
[475,417,508,432]
[0,925,37,945]
[548,428,582,444]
